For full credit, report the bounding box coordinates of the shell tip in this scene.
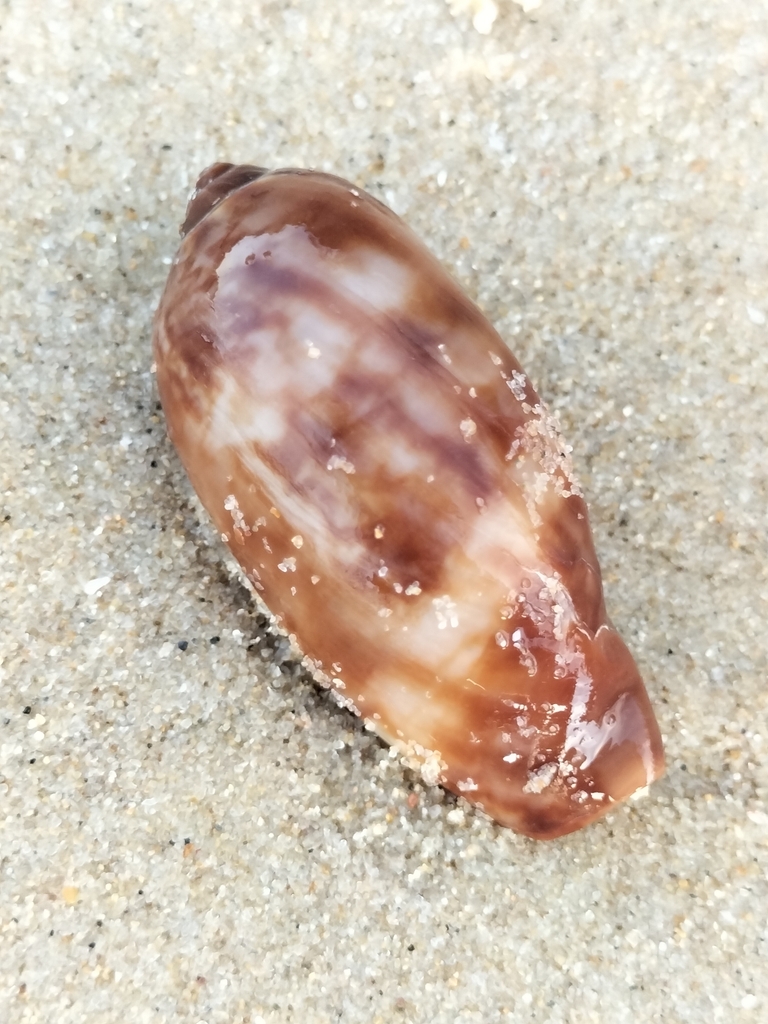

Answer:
[181,163,270,236]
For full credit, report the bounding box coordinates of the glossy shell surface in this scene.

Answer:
[153,163,665,839]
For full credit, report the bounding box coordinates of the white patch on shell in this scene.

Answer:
[460,417,477,442]
[332,691,361,716]
[224,494,251,535]
[432,595,459,630]
[522,762,558,794]
[326,454,356,474]
[334,249,412,313]
[505,370,528,402]
[395,740,447,788]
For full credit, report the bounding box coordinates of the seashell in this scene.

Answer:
[153,163,664,839]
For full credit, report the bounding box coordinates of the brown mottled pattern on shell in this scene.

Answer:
[153,167,664,839]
